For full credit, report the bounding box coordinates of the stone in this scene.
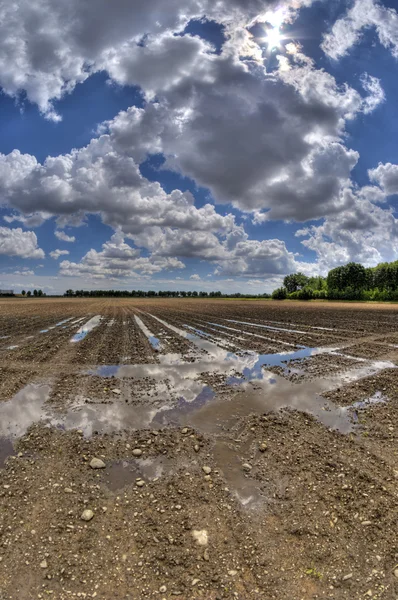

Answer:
[259,442,267,452]
[132,449,143,457]
[394,569,398,579]
[159,586,167,593]
[90,458,106,469]
[242,463,252,472]
[112,389,122,395]
[81,509,94,522]
[228,570,238,576]
[192,579,200,586]
[40,560,48,569]
[202,466,212,475]
[203,548,210,561]
[194,445,200,453]
[192,530,208,546]
[136,480,145,487]
[342,573,353,581]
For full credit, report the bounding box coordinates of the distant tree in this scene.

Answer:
[38,289,43,297]
[27,290,31,297]
[272,287,287,300]
[283,272,309,294]
[21,290,26,296]
[65,289,74,297]
[33,289,38,297]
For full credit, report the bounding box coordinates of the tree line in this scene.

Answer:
[272,260,398,301]
[21,289,45,297]
[64,289,271,298]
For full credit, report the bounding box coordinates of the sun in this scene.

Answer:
[266,26,282,49]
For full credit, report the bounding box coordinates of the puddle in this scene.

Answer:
[207,322,299,348]
[225,319,309,335]
[0,439,14,468]
[40,329,49,333]
[104,456,174,491]
[70,316,102,342]
[134,315,162,351]
[0,384,52,438]
[351,391,387,410]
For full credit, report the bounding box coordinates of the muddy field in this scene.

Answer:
[0,297,398,600]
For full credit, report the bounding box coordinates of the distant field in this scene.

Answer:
[0,297,397,599]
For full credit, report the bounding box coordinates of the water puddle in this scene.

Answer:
[225,319,309,335]
[207,322,299,348]
[134,315,162,351]
[351,391,387,410]
[0,384,52,439]
[0,439,14,468]
[70,316,102,342]
[104,456,175,491]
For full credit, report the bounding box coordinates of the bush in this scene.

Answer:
[272,287,287,300]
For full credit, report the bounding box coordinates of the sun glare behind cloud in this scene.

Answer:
[266,27,282,48]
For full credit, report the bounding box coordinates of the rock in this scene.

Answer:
[159,586,167,593]
[192,529,208,546]
[192,579,200,586]
[90,458,106,469]
[64,488,73,494]
[361,521,372,526]
[203,548,210,561]
[194,445,200,453]
[112,389,121,395]
[343,573,353,581]
[204,475,211,482]
[182,428,189,434]
[136,480,145,487]
[259,442,267,452]
[242,463,252,472]
[394,569,398,579]
[202,466,212,475]
[40,560,48,569]
[132,449,143,457]
[81,509,94,522]
[228,570,238,576]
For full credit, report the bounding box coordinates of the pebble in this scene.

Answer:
[202,466,212,475]
[259,442,267,452]
[90,458,106,469]
[136,480,145,487]
[242,463,252,472]
[112,389,122,395]
[132,449,143,457]
[159,586,167,593]
[228,570,238,576]
[194,445,200,453]
[361,521,372,526]
[203,548,210,561]
[81,509,94,522]
[394,569,398,579]
[192,530,208,546]
[192,579,200,586]
[40,560,48,569]
[64,488,73,494]
[342,573,353,581]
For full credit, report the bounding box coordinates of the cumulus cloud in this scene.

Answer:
[322,0,398,60]
[50,249,70,259]
[190,274,201,281]
[13,270,35,276]
[368,163,398,196]
[59,231,185,279]
[55,230,76,243]
[0,227,45,259]
[0,0,313,119]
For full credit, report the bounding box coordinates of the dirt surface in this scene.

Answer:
[0,298,398,600]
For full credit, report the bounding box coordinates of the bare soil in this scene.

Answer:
[0,298,398,600]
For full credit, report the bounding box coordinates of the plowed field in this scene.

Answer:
[0,298,398,600]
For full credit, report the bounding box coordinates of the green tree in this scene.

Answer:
[272,287,287,300]
[283,272,309,294]
[27,290,31,297]
[21,290,26,296]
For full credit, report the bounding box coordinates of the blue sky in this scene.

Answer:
[0,0,397,294]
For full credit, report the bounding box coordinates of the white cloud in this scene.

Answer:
[322,0,398,60]
[50,249,70,259]
[368,162,398,196]
[55,230,76,243]
[0,0,313,119]
[59,231,185,279]
[0,227,45,259]
[190,274,201,281]
[13,269,35,276]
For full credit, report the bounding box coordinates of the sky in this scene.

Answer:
[0,0,397,295]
